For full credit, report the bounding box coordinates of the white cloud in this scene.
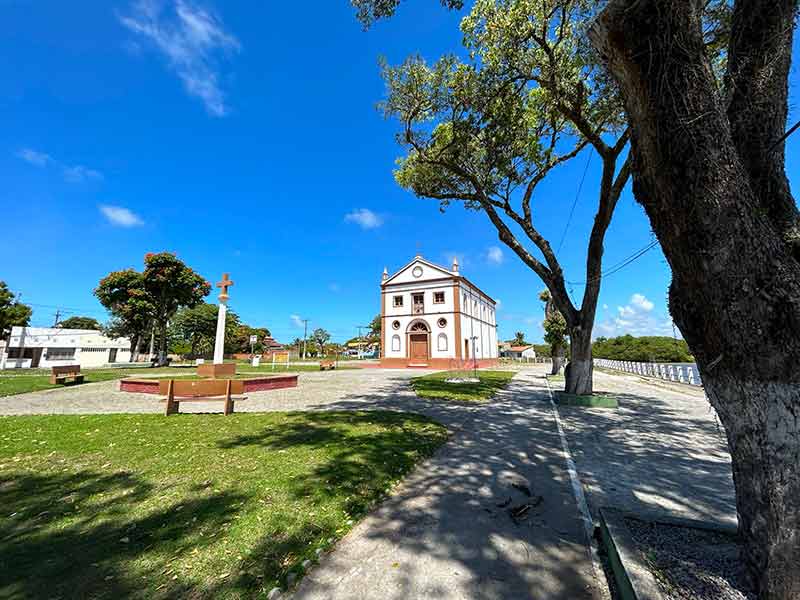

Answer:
[63,165,103,183]
[290,314,305,329]
[602,303,609,310]
[120,0,240,117]
[17,148,103,182]
[486,245,504,265]
[630,293,655,312]
[17,148,52,167]
[99,205,144,227]
[595,293,673,338]
[344,208,383,229]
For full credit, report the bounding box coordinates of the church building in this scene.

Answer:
[380,255,499,368]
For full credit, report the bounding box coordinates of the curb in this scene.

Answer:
[598,507,664,600]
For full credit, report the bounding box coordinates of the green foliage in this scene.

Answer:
[352,0,463,27]
[368,314,381,341]
[96,253,210,358]
[95,269,153,349]
[543,311,568,347]
[312,328,332,354]
[0,282,32,340]
[0,411,447,596]
[383,0,624,215]
[541,289,567,354]
[532,343,551,357]
[229,325,272,354]
[57,316,103,331]
[592,335,693,363]
[513,331,526,345]
[168,303,240,357]
[142,252,210,335]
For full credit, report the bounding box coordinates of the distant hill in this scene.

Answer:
[592,335,692,363]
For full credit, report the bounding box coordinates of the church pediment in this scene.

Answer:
[383,257,456,286]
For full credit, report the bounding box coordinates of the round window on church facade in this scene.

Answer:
[392,320,400,330]
[437,318,447,328]
[412,266,423,278]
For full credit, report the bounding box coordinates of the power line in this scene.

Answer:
[568,240,660,285]
[768,118,800,153]
[556,151,592,254]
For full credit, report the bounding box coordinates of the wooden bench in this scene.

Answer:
[159,379,246,416]
[319,360,336,371]
[49,365,85,385]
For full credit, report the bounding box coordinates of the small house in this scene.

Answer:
[2,326,131,369]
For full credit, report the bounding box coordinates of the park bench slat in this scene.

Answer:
[49,365,84,385]
[160,379,246,416]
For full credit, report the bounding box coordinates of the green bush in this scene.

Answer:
[592,335,692,363]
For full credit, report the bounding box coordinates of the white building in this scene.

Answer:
[380,255,499,368]
[499,344,537,361]
[2,326,131,369]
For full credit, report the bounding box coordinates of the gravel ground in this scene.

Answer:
[625,518,752,600]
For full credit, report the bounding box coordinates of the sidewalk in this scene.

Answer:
[555,369,736,527]
[291,371,598,600]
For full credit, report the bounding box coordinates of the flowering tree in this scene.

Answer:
[95,269,152,361]
[96,253,210,364]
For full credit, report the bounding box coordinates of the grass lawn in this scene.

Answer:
[0,367,192,398]
[411,370,516,402]
[554,392,619,408]
[0,363,361,397]
[0,411,447,599]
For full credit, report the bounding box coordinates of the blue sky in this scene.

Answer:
[3,1,800,344]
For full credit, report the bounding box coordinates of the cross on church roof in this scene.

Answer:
[217,273,234,300]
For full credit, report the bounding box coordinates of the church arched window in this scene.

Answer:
[391,335,400,352]
[437,333,448,351]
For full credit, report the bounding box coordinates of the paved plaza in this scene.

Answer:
[0,365,738,598]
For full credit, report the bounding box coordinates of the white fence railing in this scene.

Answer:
[594,359,702,387]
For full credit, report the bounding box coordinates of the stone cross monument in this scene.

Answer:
[213,273,234,365]
[197,273,236,378]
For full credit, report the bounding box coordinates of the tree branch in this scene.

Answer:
[725,0,800,250]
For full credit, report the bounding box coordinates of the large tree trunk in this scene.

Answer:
[550,344,564,375]
[129,334,140,363]
[565,325,593,395]
[590,2,800,597]
[704,373,800,599]
[157,321,169,366]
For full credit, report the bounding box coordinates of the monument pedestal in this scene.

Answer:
[197,363,236,378]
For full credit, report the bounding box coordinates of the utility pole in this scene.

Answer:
[53,309,61,328]
[302,319,309,360]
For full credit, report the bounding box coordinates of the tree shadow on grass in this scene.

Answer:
[218,411,447,520]
[0,469,246,600]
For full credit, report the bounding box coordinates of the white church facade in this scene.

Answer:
[380,255,499,368]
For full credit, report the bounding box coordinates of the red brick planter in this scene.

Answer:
[120,375,298,395]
